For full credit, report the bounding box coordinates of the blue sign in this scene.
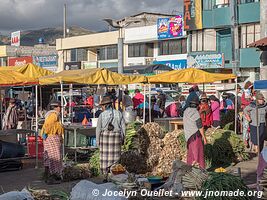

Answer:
[33,55,57,68]
[157,15,183,39]
[153,60,187,70]
[187,53,224,69]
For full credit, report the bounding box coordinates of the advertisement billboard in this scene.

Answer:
[153,60,187,70]
[187,54,224,69]
[184,0,203,31]
[157,15,183,39]
[33,55,57,68]
[8,56,33,66]
[64,62,81,70]
[11,31,21,47]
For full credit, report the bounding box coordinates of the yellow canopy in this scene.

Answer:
[0,63,54,79]
[147,68,236,84]
[39,68,147,85]
[0,70,37,86]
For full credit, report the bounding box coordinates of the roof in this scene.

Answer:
[147,68,236,84]
[248,36,267,48]
[109,64,173,74]
[130,12,175,18]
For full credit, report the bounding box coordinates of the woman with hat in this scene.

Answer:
[244,92,267,153]
[40,101,64,184]
[183,96,206,169]
[2,98,18,130]
[96,96,125,181]
[199,93,213,129]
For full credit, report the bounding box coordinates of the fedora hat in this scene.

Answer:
[99,96,113,105]
[50,101,61,107]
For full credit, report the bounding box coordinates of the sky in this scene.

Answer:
[0,0,183,35]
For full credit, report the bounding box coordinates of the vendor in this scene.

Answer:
[40,101,64,184]
[2,98,18,130]
[244,92,267,153]
[183,96,206,169]
[96,96,125,182]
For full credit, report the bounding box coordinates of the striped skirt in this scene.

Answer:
[99,130,122,174]
[43,134,62,176]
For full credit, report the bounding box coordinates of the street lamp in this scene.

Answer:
[103,17,144,73]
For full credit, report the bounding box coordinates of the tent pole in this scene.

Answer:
[39,86,42,111]
[149,84,151,123]
[35,85,39,169]
[60,82,65,158]
[234,78,238,134]
[69,84,73,120]
[143,85,146,124]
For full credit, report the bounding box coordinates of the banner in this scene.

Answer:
[11,31,20,47]
[33,55,57,68]
[184,0,203,31]
[153,60,187,70]
[8,56,33,66]
[187,54,224,69]
[157,15,183,39]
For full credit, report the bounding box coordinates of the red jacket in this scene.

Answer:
[133,93,144,109]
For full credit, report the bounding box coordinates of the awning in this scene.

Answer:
[39,68,147,85]
[109,64,173,74]
[248,37,267,48]
[254,80,267,90]
[147,68,236,84]
[0,70,37,86]
[0,63,54,79]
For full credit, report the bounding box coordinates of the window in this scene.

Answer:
[158,39,187,55]
[240,23,260,48]
[71,49,77,61]
[191,29,216,52]
[215,0,229,8]
[203,0,215,10]
[98,45,118,60]
[238,0,259,4]
[128,43,153,57]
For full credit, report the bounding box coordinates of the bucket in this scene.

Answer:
[0,140,25,159]
[91,118,98,127]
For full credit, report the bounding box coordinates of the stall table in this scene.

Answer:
[154,118,183,132]
[64,124,96,162]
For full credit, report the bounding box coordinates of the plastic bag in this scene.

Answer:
[0,188,34,200]
[70,180,127,200]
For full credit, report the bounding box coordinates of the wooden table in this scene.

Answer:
[154,118,183,131]
[64,124,96,162]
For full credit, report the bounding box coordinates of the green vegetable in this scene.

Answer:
[89,150,100,177]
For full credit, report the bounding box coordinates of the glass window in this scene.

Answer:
[191,29,216,52]
[70,49,77,61]
[203,0,215,10]
[238,0,259,4]
[128,43,154,57]
[98,45,118,60]
[158,39,187,55]
[215,0,229,8]
[240,23,260,48]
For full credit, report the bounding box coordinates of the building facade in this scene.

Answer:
[0,44,57,71]
[185,0,260,82]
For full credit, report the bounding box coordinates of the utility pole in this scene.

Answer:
[63,4,67,38]
[230,0,239,75]
[260,0,267,97]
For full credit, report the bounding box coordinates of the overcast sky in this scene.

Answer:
[0,0,183,34]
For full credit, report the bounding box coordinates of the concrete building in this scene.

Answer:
[0,44,57,71]
[185,0,261,82]
[56,12,187,72]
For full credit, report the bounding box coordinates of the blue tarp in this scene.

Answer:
[254,80,267,90]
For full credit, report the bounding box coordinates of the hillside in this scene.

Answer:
[0,26,95,46]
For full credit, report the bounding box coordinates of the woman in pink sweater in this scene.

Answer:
[209,95,220,128]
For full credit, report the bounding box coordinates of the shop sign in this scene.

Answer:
[184,0,203,30]
[64,62,81,70]
[187,53,224,69]
[33,55,57,68]
[157,15,184,39]
[153,59,187,70]
[8,56,33,66]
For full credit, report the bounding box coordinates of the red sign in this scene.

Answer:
[8,56,33,66]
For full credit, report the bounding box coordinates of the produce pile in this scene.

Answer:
[197,172,250,200]
[29,189,69,200]
[63,163,91,181]
[89,150,100,177]
[259,168,267,199]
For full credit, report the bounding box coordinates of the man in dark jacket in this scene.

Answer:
[156,89,166,118]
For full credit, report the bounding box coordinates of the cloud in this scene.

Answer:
[0,0,183,34]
